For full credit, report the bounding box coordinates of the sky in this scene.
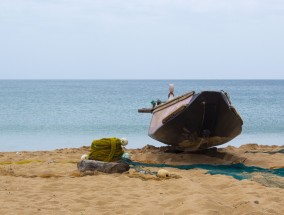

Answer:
[0,0,284,79]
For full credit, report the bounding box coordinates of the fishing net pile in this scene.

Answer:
[88,138,125,162]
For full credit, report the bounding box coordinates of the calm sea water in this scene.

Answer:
[0,80,283,151]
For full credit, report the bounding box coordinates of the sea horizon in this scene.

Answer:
[1,78,284,81]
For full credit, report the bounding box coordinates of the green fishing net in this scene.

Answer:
[89,138,124,162]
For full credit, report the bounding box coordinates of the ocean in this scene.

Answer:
[0,80,283,151]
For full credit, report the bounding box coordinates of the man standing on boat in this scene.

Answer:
[168,84,175,101]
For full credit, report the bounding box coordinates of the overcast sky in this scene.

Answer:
[0,0,283,79]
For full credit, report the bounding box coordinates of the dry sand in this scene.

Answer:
[0,144,283,215]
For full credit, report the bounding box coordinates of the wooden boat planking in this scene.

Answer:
[139,90,243,151]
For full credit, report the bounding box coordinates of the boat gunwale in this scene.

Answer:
[152,91,195,114]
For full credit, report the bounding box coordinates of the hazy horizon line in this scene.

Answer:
[0,78,283,81]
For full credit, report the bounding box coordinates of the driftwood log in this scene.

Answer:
[77,160,130,174]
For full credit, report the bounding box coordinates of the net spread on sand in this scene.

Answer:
[123,158,284,187]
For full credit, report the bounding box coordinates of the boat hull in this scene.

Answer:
[148,91,243,150]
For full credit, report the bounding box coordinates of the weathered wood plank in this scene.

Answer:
[77,160,130,174]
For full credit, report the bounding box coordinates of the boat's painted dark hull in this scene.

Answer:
[148,91,243,150]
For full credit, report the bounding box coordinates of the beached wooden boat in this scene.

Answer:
[139,90,243,151]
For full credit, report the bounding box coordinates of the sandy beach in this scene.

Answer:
[0,143,283,215]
